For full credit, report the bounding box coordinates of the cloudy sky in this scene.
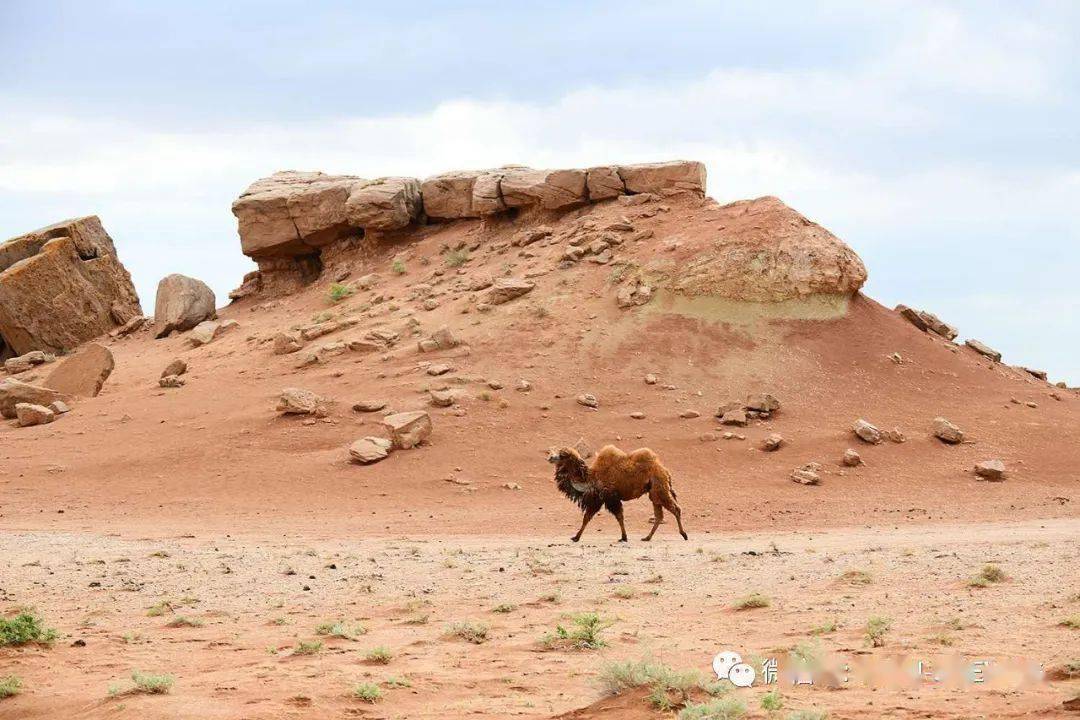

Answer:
[1,1,1077,380]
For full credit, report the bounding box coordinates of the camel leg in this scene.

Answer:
[612,505,628,543]
[642,504,663,541]
[571,507,599,543]
[662,496,688,540]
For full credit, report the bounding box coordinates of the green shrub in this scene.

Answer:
[541,612,613,650]
[446,621,489,644]
[761,689,783,711]
[0,612,57,646]
[865,616,892,647]
[365,646,393,664]
[131,671,174,695]
[353,682,382,703]
[391,259,406,275]
[0,676,22,699]
[328,283,354,303]
[294,639,323,655]
[444,249,469,267]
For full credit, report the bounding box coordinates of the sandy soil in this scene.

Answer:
[1,193,1078,717]
[2,520,1078,719]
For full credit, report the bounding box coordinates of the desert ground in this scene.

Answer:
[2,185,1078,718]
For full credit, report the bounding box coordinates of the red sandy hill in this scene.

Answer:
[0,161,1075,541]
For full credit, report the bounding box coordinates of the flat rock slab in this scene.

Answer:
[0,377,70,419]
[43,343,114,397]
[349,436,392,464]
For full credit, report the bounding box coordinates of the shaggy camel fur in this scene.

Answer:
[549,445,687,542]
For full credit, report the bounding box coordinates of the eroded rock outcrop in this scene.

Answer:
[231,161,706,296]
[0,216,141,357]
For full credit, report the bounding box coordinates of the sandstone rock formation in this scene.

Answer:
[0,216,141,358]
[5,351,52,375]
[231,161,706,296]
[154,275,216,338]
[631,196,866,303]
[383,410,432,449]
[15,402,55,427]
[349,436,392,464]
[42,343,114,397]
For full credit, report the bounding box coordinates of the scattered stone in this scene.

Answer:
[486,278,535,305]
[572,437,593,459]
[791,463,822,485]
[110,315,150,338]
[189,319,239,347]
[49,400,71,414]
[644,373,658,385]
[720,409,748,426]
[715,401,743,417]
[422,298,439,311]
[699,432,718,442]
[273,331,304,355]
[888,352,903,364]
[1024,400,1037,409]
[761,433,784,452]
[430,326,459,350]
[15,402,55,427]
[352,400,386,413]
[576,394,599,409]
[884,427,906,443]
[349,436,392,464]
[5,351,51,375]
[382,410,432,449]
[616,281,652,308]
[1021,367,1048,381]
[41,343,114,398]
[346,339,383,353]
[161,359,188,378]
[0,378,70,419]
[629,411,646,419]
[679,410,701,419]
[154,274,216,338]
[745,394,780,413]
[502,482,522,490]
[277,388,325,415]
[852,418,882,444]
[516,379,532,392]
[429,389,455,407]
[842,448,862,467]
[932,417,964,444]
[965,339,1001,362]
[427,363,452,376]
[486,380,503,390]
[722,432,745,441]
[896,304,929,331]
[159,374,186,388]
[974,459,1006,481]
[918,310,958,340]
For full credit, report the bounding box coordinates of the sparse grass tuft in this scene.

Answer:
[542,611,613,650]
[809,619,837,636]
[839,570,872,585]
[146,601,172,617]
[968,564,1006,587]
[613,586,635,599]
[0,676,22,699]
[444,249,469,267]
[0,612,57,646]
[492,603,516,614]
[294,639,323,655]
[353,682,382,703]
[929,632,954,646]
[761,689,783,712]
[786,711,828,720]
[1059,615,1080,629]
[316,620,366,639]
[391,259,406,275]
[865,616,892,647]
[732,593,770,610]
[328,283,354,303]
[165,616,202,628]
[384,675,411,688]
[597,656,718,710]
[446,621,489,644]
[130,671,174,695]
[365,646,393,664]
[678,696,747,720]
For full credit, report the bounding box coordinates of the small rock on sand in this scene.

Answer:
[791,463,822,485]
[974,459,1006,481]
[853,418,882,444]
[383,410,432,449]
[15,402,55,427]
[932,417,964,444]
[349,437,392,464]
[842,448,862,467]
[761,433,784,452]
[277,388,325,415]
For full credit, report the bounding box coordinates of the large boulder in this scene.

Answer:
[344,177,423,231]
[616,160,706,196]
[499,167,588,210]
[632,196,866,303]
[0,377,70,419]
[0,216,141,356]
[42,342,114,397]
[231,171,363,259]
[154,274,216,338]
[420,171,481,220]
[4,351,51,375]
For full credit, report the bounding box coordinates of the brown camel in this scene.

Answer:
[549,445,688,542]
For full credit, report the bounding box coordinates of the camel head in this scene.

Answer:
[551,447,592,501]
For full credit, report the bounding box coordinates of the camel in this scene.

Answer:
[549,445,688,542]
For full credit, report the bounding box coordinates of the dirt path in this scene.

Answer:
[2,519,1078,719]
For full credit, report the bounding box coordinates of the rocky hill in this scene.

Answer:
[0,160,1075,539]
